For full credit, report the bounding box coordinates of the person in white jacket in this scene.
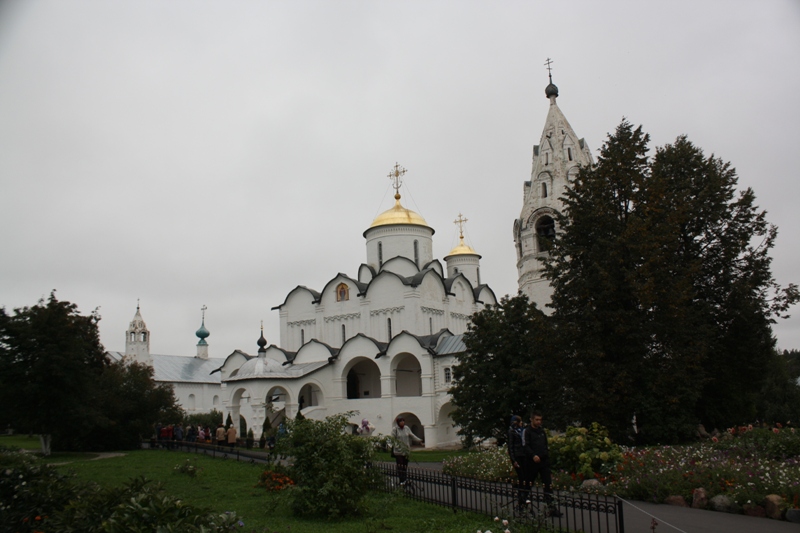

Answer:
[391,416,423,484]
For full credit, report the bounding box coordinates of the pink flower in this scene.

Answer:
[712,436,719,443]
[773,428,780,434]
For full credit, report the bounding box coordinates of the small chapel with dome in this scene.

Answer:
[213,164,497,447]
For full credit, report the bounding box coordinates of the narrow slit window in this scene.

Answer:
[414,240,419,267]
[541,182,548,198]
[378,242,383,267]
[387,318,392,340]
[342,324,346,344]
[568,147,573,161]
[301,329,304,345]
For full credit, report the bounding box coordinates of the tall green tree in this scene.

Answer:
[0,292,107,454]
[91,360,184,450]
[451,295,551,445]
[544,121,798,442]
[0,292,183,453]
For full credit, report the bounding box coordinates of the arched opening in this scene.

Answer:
[239,414,247,437]
[395,411,425,442]
[298,382,323,410]
[343,357,382,399]
[187,394,196,411]
[394,353,422,397]
[535,215,556,251]
[266,386,289,427]
[213,395,219,407]
[141,332,147,342]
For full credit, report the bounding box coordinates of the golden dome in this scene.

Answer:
[446,236,480,257]
[369,194,431,230]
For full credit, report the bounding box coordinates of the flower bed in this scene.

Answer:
[444,424,800,516]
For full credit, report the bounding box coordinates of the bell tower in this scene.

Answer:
[124,301,151,364]
[514,61,593,307]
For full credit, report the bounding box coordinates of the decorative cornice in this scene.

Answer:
[370,306,404,316]
[421,306,444,316]
[450,312,470,320]
[324,313,361,323]
[287,319,316,327]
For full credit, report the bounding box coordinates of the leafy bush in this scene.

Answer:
[174,458,202,478]
[442,445,514,481]
[276,412,379,517]
[549,423,623,477]
[0,448,81,532]
[48,477,245,533]
[185,409,224,431]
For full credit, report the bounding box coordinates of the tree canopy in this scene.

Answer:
[450,294,550,444]
[0,292,181,453]
[451,121,798,444]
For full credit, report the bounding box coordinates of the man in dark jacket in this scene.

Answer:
[524,411,562,517]
[507,415,529,510]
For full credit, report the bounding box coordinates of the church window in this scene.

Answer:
[444,367,452,384]
[213,395,219,406]
[300,329,305,345]
[378,242,383,267]
[414,240,419,267]
[342,324,346,344]
[541,182,548,198]
[568,147,573,161]
[387,318,392,340]
[454,267,459,274]
[130,332,135,342]
[429,317,433,335]
[477,267,481,285]
[545,152,549,165]
[336,283,349,302]
[141,332,147,342]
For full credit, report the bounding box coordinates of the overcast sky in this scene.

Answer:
[1,0,799,358]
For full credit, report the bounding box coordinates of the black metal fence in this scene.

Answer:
[373,463,624,533]
[142,439,272,464]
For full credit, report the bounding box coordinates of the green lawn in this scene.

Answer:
[0,434,41,450]
[54,449,496,532]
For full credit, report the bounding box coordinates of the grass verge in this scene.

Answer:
[54,449,495,532]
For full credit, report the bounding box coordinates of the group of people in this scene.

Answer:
[155,422,206,447]
[507,411,562,516]
[154,422,238,450]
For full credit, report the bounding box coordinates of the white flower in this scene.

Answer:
[494,516,500,521]
[502,520,509,526]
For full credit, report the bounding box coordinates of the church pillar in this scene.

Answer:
[331,377,345,400]
[380,375,395,398]
[285,402,298,420]
[423,425,438,449]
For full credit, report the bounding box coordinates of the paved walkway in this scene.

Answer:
[620,499,800,533]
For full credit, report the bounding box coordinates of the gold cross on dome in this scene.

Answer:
[454,213,468,239]
[387,163,407,195]
[544,57,554,83]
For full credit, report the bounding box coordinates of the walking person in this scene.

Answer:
[507,415,530,512]
[215,423,226,448]
[391,417,423,485]
[226,424,237,450]
[524,411,562,517]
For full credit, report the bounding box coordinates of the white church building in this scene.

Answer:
[214,165,498,447]
[108,75,591,448]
